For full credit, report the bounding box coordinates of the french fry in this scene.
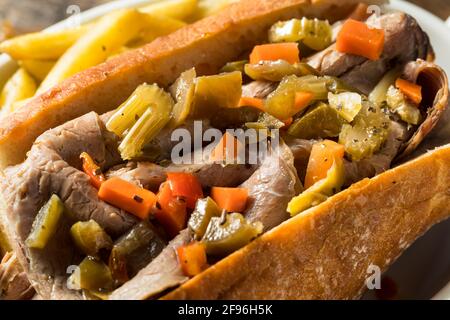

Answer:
[130,14,187,47]
[0,26,87,60]
[37,9,149,94]
[140,0,198,20]
[188,0,239,21]
[19,60,56,82]
[0,68,36,114]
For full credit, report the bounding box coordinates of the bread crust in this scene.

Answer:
[163,145,450,299]
[0,0,382,169]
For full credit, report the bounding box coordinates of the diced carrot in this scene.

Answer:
[249,43,300,65]
[336,19,385,61]
[304,140,345,189]
[238,97,265,111]
[294,91,314,113]
[210,132,244,163]
[98,177,157,220]
[395,78,422,105]
[154,182,187,238]
[177,242,208,277]
[166,172,203,209]
[80,152,105,189]
[211,187,248,213]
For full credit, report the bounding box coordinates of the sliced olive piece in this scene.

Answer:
[244,60,319,82]
[269,18,332,51]
[202,212,263,256]
[191,72,242,118]
[109,221,166,283]
[70,220,113,257]
[288,102,345,139]
[339,101,390,161]
[220,60,248,74]
[188,197,222,240]
[386,85,422,125]
[169,68,196,128]
[26,194,64,249]
[67,256,114,292]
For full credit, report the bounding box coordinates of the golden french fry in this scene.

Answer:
[188,0,239,21]
[37,9,149,94]
[139,0,198,20]
[19,59,56,82]
[130,14,187,47]
[0,26,87,60]
[0,68,37,114]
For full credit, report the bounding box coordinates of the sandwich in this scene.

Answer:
[0,0,448,300]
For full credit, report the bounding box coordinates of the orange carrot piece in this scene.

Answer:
[177,242,208,277]
[98,177,157,220]
[211,187,248,213]
[304,140,345,189]
[336,19,385,61]
[80,152,105,189]
[238,97,265,111]
[294,91,314,113]
[166,172,203,209]
[395,78,422,105]
[154,182,187,238]
[249,43,300,65]
[210,132,244,163]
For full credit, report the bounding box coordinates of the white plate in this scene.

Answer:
[0,0,449,300]
[361,0,450,301]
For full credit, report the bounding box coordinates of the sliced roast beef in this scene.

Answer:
[307,12,431,94]
[109,229,190,300]
[0,252,35,300]
[106,160,258,192]
[242,81,277,99]
[243,142,301,231]
[396,60,449,159]
[0,112,137,300]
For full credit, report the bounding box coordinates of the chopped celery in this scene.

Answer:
[220,60,248,74]
[191,71,242,117]
[118,84,173,160]
[369,68,402,106]
[339,102,390,161]
[269,18,332,51]
[169,68,196,127]
[244,60,319,82]
[106,84,166,137]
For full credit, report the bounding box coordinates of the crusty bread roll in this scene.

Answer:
[164,145,450,299]
[0,0,385,169]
